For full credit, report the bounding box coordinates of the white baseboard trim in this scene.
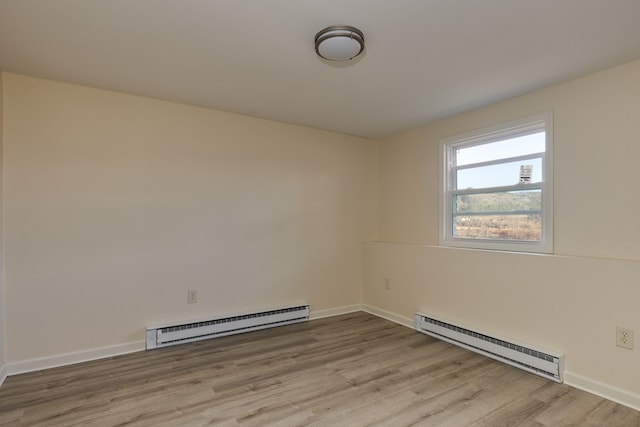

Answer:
[361,304,413,329]
[6,340,145,376]
[5,308,637,413]
[362,305,640,412]
[310,304,363,320]
[564,371,640,412]
[4,305,361,378]
[0,364,7,387]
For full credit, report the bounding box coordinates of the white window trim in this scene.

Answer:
[439,111,553,254]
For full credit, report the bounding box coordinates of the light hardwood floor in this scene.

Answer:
[0,312,638,426]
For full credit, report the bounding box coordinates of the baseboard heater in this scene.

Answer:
[414,313,564,382]
[146,305,310,350]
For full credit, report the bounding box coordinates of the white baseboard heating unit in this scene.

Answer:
[414,313,564,382]
[146,305,310,350]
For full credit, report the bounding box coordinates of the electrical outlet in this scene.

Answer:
[384,277,391,290]
[616,327,634,350]
[187,289,198,304]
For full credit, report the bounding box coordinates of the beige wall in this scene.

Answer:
[366,60,640,399]
[3,73,377,362]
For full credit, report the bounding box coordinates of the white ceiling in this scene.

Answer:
[1,1,640,138]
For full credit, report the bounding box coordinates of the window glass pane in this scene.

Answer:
[456,132,545,166]
[456,158,542,190]
[453,214,542,240]
[454,190,541,215]
[453,190,542,241]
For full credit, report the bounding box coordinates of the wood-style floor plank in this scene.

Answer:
[0,312,638,426]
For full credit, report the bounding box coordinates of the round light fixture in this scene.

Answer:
[314,25,365,61]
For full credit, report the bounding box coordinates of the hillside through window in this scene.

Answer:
[440,112,553,253]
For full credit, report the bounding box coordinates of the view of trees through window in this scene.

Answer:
[453,190,542,240]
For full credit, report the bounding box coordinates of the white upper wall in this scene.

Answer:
[2,73,377,362]
[378,59,640,261]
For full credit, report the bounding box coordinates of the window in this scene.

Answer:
[440,112,553,253]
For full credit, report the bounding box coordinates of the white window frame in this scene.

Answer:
[439,112,553,253]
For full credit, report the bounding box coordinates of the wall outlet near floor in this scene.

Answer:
[616,327,634,350]
[187,289,198,304]
[384,277,391,290]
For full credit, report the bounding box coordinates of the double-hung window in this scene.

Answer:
[440,112,553,253]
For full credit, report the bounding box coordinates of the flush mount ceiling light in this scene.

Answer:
[314,25,365,61]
